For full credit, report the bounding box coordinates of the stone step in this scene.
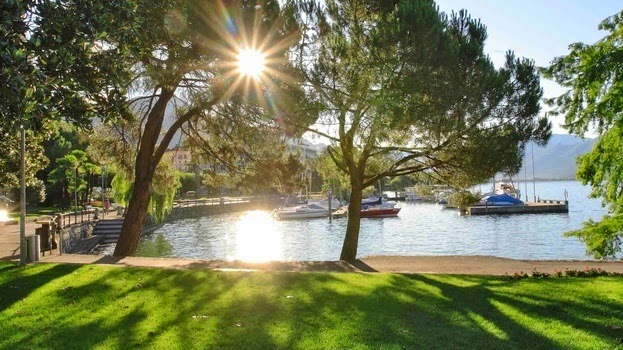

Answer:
[96,221,124,226]
[93,229,122,235]
[94,224,123,229]
[102,234,120,243]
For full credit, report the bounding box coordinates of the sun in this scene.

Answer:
[237,48,266,78]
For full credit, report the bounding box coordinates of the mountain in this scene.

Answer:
[517,134,597,180]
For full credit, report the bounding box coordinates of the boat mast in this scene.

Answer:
[531,142,536,201]
[524,143,528,201]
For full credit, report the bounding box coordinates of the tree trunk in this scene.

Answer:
[113,168,154,256]
[113,89,174,256]
[340,184,363,262]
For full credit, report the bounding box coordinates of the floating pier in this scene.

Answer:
[468,199,569,215]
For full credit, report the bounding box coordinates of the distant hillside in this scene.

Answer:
[517,134,596,180]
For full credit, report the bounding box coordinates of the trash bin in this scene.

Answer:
[26,235,40,262]
[117,206,124,215]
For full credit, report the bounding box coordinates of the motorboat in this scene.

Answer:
[274,203,329,220]
[494,181,520,198]
[360,197,401,218]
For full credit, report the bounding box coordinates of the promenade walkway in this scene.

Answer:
[0,220,38,261]
[39,253,623,275]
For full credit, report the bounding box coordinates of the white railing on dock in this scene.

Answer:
[536,199,568,205]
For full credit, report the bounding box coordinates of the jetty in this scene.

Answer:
[468,199,568,215]
[332,206,348,218]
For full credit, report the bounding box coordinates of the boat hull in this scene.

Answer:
[360,207,401,218]
[275,210,328,220]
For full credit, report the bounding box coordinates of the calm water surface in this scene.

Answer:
[137,181,609,261]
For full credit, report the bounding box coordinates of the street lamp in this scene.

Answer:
[19,125,26,265]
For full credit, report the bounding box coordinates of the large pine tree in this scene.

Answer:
[293,0,551,261]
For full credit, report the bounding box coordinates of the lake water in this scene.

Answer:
[137,181,610,261]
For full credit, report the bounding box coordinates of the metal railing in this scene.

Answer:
[172,197,252,208]
[52,209,98,229]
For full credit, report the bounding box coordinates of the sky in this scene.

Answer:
[434,0,622,135]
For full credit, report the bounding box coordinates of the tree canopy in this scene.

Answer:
[293,0,551,261]
[542,9,623,259]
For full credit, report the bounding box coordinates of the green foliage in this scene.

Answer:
[0,129,48,189]
[0,0,129,190]
[506,267,622,280]
[413,184,434,198]
[111,157,179,223]
[187,102,306,195]
[25,179,47,207]
[110,171,133,207]
[447,191,481,210]
[178,172,196,195]
[47,149,100,209]
[386,176,414,191]
[313,151,351,199]
[543,9,623,258]
[566,215,623,259]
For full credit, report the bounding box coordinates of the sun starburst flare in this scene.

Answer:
[185,0,302,119]
[237,48,266,78]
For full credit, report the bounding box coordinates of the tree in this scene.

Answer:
[293,0,551,261]
[542,10,623,259]
[0,1,53,190]
[39,122,91,207]
[47,150,100,210]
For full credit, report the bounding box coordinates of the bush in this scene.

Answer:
[505,266,621,280]
[447,191,481,209]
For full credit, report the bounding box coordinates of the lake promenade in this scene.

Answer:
[3,217,623,274]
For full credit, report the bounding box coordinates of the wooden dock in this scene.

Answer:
[468,199,568,215]
[331,206,348,218]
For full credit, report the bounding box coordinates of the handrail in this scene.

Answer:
[50,209,99,229]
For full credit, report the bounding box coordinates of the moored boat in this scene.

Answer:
[274,203,329,220]
[360,197,401,218]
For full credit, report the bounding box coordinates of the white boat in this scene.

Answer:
[274,203,329,220]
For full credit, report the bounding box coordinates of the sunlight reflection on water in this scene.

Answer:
[233,211,283,262]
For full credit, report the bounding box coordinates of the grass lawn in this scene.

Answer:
[8,207,60,221]
[0,262,622,349]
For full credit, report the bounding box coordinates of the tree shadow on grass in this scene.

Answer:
[1,263,622,349]
[0,263,82,311]
[396,274,623,349]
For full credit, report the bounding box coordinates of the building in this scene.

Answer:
[286,138,326,161]
[165,147,193,172]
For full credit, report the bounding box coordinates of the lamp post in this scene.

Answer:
[74,166,78,223]
[19,125,27,266]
